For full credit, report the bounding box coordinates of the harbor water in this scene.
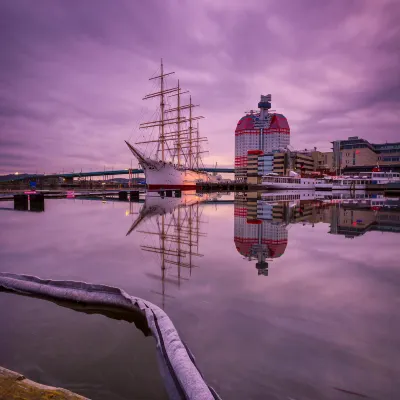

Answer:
[0,192,400,399]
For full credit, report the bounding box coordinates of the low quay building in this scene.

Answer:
[247,149,322,184]
[332,136,400,174]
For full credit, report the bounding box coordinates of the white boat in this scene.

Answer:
[125,60,220,190]
[262,171,316,190]
[358,171,400,184]
[315,176,368,190]
[315,171,400,190]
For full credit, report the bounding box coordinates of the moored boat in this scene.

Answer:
[263,170,400,191]
[125,60,220,190]
[315,171,400,190]
[262,172,316,190]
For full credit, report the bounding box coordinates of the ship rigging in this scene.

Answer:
[126,191,206,309]
[125,60,220,189]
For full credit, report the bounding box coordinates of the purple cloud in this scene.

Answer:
[0,0,399,173]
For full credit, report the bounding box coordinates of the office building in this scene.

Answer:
[235,95,290,180]
[332,136,400,173]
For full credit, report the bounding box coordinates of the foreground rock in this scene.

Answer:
[0,366,88,400]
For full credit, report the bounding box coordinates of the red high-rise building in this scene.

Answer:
[235,95,290,180]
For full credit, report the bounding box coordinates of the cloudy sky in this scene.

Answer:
[0,0,399,174]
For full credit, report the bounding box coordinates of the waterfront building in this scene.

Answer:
[247,150,263,184]
[248,150,315,183]
[311,150,334,174]
[332,136,400,173]
[257,153,275,177]
[289,151,315,175]
[235,95,290,181]
[375,142,400,167]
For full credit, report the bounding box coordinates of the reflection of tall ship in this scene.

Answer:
[125,60,221,190]
[127,191,207,307]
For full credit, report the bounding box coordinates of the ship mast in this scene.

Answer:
[163,95,205,169]
[189,96,193,169]
[139,59,178,162]
[166,80,189,167]
[137,60,206,169]
[160,61,165,161]
[177,80,181,167]
[196,121,200,169]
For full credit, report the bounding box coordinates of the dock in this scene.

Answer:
[0,189,144,202]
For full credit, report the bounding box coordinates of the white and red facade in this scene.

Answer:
[235,95,290,180]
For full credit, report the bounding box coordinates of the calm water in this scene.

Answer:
[1,192,400,400]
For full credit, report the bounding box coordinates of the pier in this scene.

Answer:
[0,189,145,202]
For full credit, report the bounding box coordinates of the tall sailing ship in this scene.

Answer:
[125,60,220,190]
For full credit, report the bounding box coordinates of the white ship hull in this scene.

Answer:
[332,183,366,190]
[125,140,219,190]
[315,182,367,190]
[144,162,217,190]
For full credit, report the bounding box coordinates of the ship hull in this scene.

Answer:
[124,141,219,190]
[143,162,217,190]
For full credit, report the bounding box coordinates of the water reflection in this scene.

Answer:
[125,190,400,284]
[235,191,400,276]
[1,190,400,399]
[126,191,219,308]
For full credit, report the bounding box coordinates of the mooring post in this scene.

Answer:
[130,191,139,201]
[30,193,45,212]
[118,191,128,201]
[14,194,28,211]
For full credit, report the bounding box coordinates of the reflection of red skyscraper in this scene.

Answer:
[234,196,288,276]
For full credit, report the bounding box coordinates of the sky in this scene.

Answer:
[0,0,399,174]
